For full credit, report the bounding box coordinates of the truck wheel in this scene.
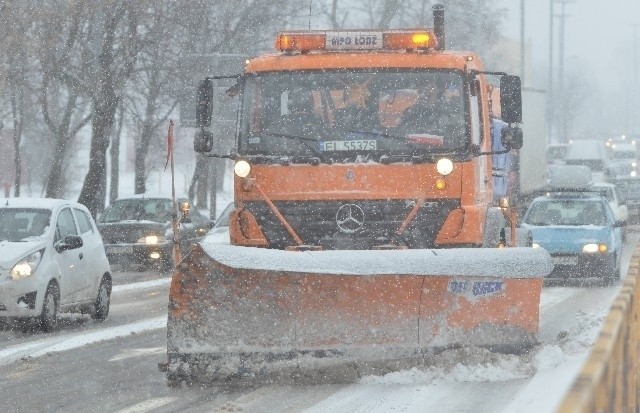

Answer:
[40,283,59,332]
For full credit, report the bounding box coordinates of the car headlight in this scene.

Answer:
[137,235,167,244]
[532,243,541,249]
[234,160,251,178]
[436,158,454,176]
[583,243,607,253]
[10,250,44,280]
[633,162,638,168]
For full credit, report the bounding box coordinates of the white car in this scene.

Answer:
[592,182,629,224]
[0,198,112,331]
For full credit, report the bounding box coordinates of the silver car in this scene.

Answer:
[0,198,112,331]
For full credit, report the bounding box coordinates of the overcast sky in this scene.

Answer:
[498,0,640,137]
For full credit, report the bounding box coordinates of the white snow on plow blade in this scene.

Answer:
[0,316,167,367]
[199,243,553,277]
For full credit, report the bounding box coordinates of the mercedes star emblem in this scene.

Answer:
[335,204,365,233]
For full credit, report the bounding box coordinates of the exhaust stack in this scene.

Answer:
[433,4,445,51]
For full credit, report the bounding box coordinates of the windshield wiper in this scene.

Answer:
[258,131,327,162]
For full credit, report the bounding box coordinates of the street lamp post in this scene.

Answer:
[555,0,575,143]
[521,0,526,83]
[548,0,554,142]
[632,24,639,135]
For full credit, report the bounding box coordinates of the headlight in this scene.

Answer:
[532,243,540,249]
[10,250,44,280]
[632,162,637,168]
[436,158,454,176]
[234,160,251,178]
[137,235,167,244]
[583,243,607,253]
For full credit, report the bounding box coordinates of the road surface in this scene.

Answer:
[0,234,636,413]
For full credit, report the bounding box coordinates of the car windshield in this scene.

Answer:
[239,69,467,158]
[525,199,608,226]
[0,208,52,241]
[99,199,173,223]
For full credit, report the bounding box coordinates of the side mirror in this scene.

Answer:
[500,75,522,124]
[196,79,214,128]
[501,126,524,150]
[56,235,83,252]
[194,129,214,153]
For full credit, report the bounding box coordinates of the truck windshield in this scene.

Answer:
[239,70,467,158]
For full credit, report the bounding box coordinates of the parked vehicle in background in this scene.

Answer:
[610,177,640,222]
[522,192,623,284]
[606,135,636,148]
[97,195,212,270]
[564,139,609,173]
[605,163,637,180]
[607,142,638,175]
[0,198,112,331]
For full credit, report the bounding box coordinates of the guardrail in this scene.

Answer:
[556,244,640,413]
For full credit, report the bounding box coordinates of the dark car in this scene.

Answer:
[97,196,212,270]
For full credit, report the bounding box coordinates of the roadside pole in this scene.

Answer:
[166,120,182,267]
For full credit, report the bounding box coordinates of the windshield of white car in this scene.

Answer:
[0,208,52,241]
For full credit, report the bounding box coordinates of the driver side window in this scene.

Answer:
[54,208,78,244]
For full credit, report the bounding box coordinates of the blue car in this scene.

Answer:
[522,192,624,283]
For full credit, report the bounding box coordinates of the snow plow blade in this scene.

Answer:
[166,243,552,383]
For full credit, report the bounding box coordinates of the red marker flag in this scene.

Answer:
[165,120,174,171]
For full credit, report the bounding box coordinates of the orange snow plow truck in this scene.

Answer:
[165,5,553,384]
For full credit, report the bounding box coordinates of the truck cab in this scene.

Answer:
[195,13,524,251]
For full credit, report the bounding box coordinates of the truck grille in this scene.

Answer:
[244,199,460,250]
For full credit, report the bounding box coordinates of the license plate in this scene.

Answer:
[552,256,578,266]
[321,139,377,151]
[107,246,134,255]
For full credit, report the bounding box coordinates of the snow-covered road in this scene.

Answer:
[0,235,634,412]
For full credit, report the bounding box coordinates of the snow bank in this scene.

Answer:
[360,309,605,389]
